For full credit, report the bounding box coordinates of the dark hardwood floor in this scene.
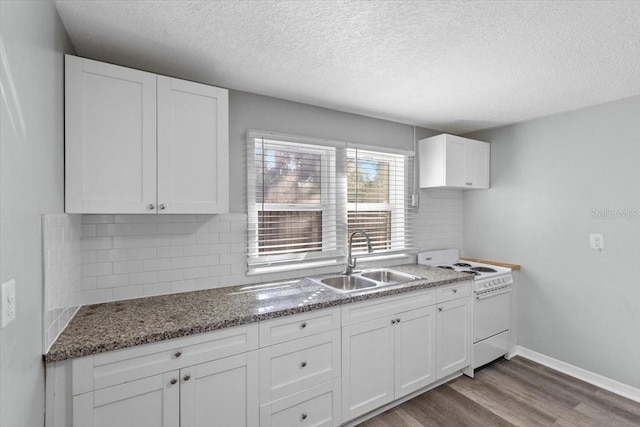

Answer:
[359,356,640,427]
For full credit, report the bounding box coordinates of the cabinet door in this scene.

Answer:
[341,317,394,422]
[157,76,229,214]
[444,138,467,187]
[437,298,471,380]
[465,139,490,189]
[73,371,179,427]
[180,351,258,427]
[394,306,437,398]
[65,55,157,213]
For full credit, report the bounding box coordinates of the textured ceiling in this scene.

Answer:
[53,0,640,133]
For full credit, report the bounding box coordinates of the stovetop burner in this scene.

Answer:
[462,270,480,276]
[453,262,472,268]
[470,266,497,273]
[437,266,454,270]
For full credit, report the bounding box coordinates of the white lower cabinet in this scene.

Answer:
[75,352,258,427]
[70,324,259,427]
[49,287,473,427]
[181,352,259,427]
[260,379,341,427]
[74,371,179,427]
[436,292,471,380]
[341,289,438,422]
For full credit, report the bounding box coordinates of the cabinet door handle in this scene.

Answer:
[174,350,182,358]
[300,322,307,329]
[438,307,443,312]
[466,182,473,186]
[300,361,307,368]
[147,203,155,210]
[396,318,401,323]
[159,204,166,210]
[453,289,457,294]
[301,413,307,421]
[170,378,178,385]
[183,374,191,381]
[391,320,396,325]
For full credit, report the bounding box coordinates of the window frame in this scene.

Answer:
[247,130,414,274]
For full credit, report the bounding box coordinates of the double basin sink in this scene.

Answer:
[309,268,421,293]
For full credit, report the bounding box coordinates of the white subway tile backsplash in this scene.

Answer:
[171,256,197,269]
[96,223,130,237]
[157,246,184,258]
[43,214,82,353]
[82,237,113,250]
[127,247,157,260]
[157,269,184,283]
[113,260,144,274]
[183,267,208,280]
[78,199,462,304]
[96,248,128,263]
[144,258,172,271]
[82,262,113,277]
[129,271,158,286]
[183,244,208,257]
[82,215,115,224]
[96,274,129,289]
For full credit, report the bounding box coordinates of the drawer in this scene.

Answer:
[73,323,259,394]
[259,307,340,347]
[341,288,436,326]
[437,281,471,303]
[260,330,340,404]
[260,378,341,427]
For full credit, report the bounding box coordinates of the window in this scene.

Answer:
[347,148,407,254]
[248,131,413,273]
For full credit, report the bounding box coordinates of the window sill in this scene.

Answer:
[247,253,412,276]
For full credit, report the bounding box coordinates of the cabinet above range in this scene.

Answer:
[419,133,490,190]
[64,55,229,214]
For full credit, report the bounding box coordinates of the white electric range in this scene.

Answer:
[418,249,513,369]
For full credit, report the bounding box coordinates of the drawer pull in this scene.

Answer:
[438,307,443,312]
[301,413,308,421]
[170,378,177,385]
[300,322,307,329]
[300,361,307,368]
[183,373,191,381]
[453,289,457,293]
[174,350,183,358]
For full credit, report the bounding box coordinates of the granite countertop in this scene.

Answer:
[45,264,471,363]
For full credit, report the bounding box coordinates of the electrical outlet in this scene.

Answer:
[2,279,16,328]
[589,233,604,251]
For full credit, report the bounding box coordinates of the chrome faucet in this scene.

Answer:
[344,229,373,275]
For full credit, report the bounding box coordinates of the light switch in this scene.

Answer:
[2,279,16,328]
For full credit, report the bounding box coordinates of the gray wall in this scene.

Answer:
[464,96,640,389]
[0,1,73,425]
[229,90,427,213]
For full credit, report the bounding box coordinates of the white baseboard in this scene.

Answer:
[513,346,640,403]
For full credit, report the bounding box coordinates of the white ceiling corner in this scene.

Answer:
[53,0,640,134]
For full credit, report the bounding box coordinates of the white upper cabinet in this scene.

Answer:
[65,55,229,214]
[157,76,228,214]
[419,134,490,189]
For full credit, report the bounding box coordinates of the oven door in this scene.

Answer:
[473,287,510,344]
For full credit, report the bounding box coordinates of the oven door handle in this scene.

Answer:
[476,288,511,300]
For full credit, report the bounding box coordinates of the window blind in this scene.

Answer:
[247,130,415,272]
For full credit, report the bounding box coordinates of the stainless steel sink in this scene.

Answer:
[319,275,377,292]
[309,268,420,293]
[360,269,417,283]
